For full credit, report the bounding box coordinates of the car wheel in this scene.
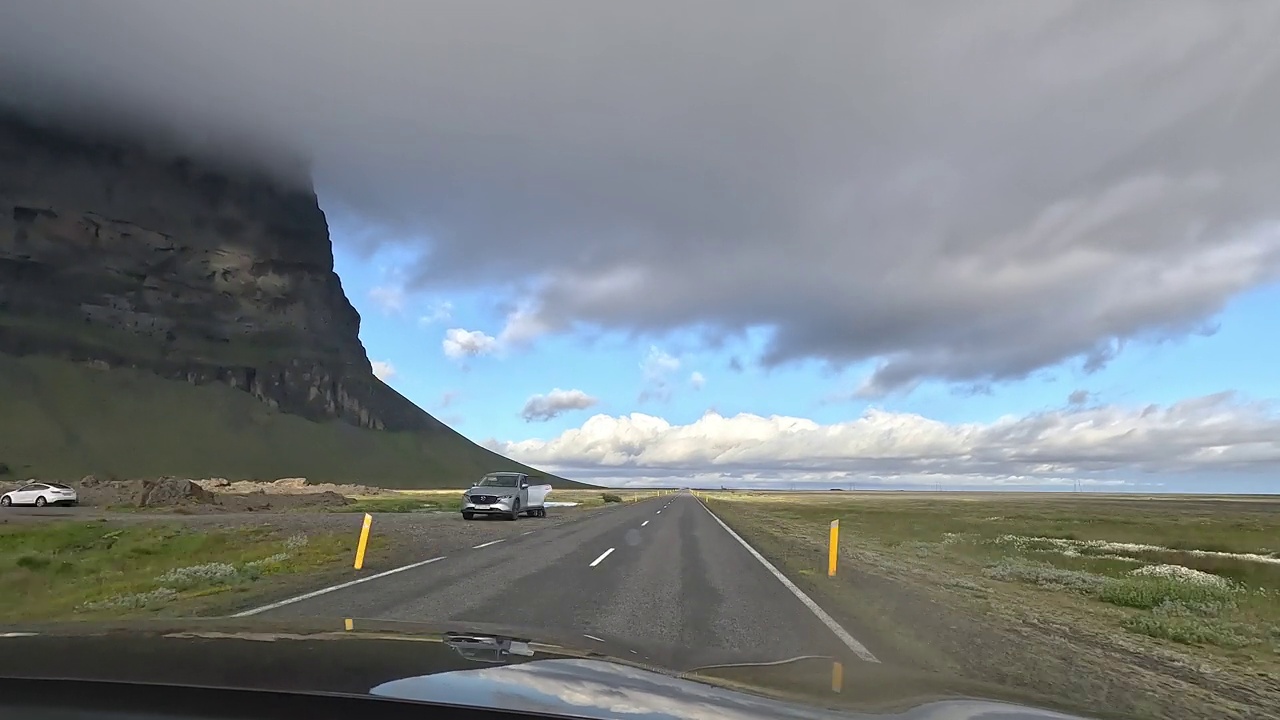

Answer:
[509,500,520,521]
[462,512,474,521]
[35,496,47,507]
[0,496,9,507]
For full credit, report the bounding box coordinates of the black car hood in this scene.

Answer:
[0,618,1096,720]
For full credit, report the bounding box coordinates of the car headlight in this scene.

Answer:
[498,494,515,500]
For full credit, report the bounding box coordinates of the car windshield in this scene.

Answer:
[2,5,1278,720]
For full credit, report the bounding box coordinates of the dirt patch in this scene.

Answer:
[71,476,353,512]
[194,477,390,497]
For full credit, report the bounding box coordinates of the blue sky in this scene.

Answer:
[334,239,1280,493]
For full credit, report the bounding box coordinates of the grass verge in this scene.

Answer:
[701,491,1280,719]
[0,521,351,621]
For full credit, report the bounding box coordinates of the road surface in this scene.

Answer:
[247,492,875,670]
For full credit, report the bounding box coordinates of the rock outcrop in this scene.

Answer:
[0,113,440,432]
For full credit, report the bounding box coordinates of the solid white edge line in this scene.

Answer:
[589,547,615,567]
[473,539,505,549]
[695,498,880,663]
[230,556,447,617]
[641,520,649,527]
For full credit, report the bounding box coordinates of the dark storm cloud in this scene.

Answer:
[4,1,1280,392]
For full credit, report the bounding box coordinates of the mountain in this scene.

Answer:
[0,113,583,487]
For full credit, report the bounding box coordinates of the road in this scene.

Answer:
[243,492,876,670]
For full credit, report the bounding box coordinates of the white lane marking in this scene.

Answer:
[696,500,880,663]
[656,510,662,514]
[473,539,505,549]
[522,530,534,535]
[231,556,447,617]
[589,548,616,567]
[641,520,649,527]
[583,634,606,642]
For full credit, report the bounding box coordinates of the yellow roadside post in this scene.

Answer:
[354,513,373,570]
[831,660,843,693]
[344,618,354,631]
[828,519,839,577]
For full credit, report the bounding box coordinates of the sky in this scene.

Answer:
[3,1,1280,491]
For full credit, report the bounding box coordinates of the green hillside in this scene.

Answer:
[0,354,587,488]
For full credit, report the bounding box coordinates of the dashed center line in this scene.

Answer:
[641,520,649,527]
[472,539,504,549]
[656,510,662,514]
[589,548,615,567]
[522,530,534,535]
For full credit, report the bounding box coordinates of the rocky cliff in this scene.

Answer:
[0,113,440,433]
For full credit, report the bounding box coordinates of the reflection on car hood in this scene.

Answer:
[0,617,1096,720]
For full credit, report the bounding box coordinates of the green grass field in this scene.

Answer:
[703,492,1280,668]
[0,521,353,621]
[0,353,585,488]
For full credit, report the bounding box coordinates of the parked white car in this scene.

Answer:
[1,482,78,507]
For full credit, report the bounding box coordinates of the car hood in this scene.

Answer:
[0,617,1096,720]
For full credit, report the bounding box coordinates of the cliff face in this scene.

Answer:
[0,114,438,432]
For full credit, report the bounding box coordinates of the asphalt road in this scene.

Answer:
[248,492,874,670]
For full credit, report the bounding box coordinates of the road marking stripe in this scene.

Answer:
[583,634,606,642]
[589,548,615,567]
[522,530,534,535]
[473,539,505,549]
[641,520,649,527]
[656,510,662,514]
[230,556,447,617]
[696,499,880,663]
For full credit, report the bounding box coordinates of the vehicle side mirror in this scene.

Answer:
[520,483,529,489]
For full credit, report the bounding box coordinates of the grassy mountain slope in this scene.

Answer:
[0,354,587,488]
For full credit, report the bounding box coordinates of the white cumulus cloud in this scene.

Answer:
[491,392,1280,488]
[639,346,681,403]
[442,328,499,360]
[520,388,600,422]
[689,371,706,390]
[370,360,396,381]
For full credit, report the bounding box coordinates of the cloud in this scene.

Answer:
[367,285,405,315]
[417,301,453,326]
[438,390,460,409]
[442,328,498,360]
[520,388,600,422]
[491,392,1280,487]
[689,371,706,390]
[6,3,1280,392]
[439,304,546,361]
[370,360,396,381]
[639,346,681,403]
[1068,389,1092,406]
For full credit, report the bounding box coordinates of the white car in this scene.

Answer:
[1,482,78,507]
